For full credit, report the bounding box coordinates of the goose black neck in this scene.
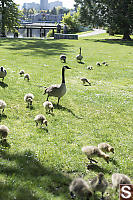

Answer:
[1,67,3,71]
[62,67,65,83]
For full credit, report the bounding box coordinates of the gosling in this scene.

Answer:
[81,78,91,86]
[90,172,108,200]
[98,143,114,154]
[112,173,131,191]
[60,54,66,63]
[96,62,101,66]
[34,114,47,127]
[82,146,110,164]
[19,70,25,76]
[87,66,93,70]
[0,100,6,114]
[24,73,30,81]
[0,66,7,81]
[0,125,9,141]
[43,101,53,113]
[24,93,34,108]
[69,178,93,200]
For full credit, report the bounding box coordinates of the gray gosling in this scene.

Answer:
[81,78,91,86]
[19,70,25,76]
[43,66,71,105]
[24,93,34,107]
[69,178,93,200]
[82,146,110,164]
[76,47,83,62]
[0,125,9,141]
[43,101,53,113]
[0,100,6,114]
[90,172,108,200]
[112,173,131,191]
[60,54,66,63]
[98,143,114,154]
[34,114,47,127]
[0,66,7,81]
[24,73,30,81]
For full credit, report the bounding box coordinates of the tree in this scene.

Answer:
[0,0,21,37]
[50,7,57,15]
[61,10,81,33]
[74,0,133,40]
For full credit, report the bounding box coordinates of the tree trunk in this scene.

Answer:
[1,1,6,37]
[122,32,131,40]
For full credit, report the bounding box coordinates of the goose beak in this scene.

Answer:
[63,66,71,69]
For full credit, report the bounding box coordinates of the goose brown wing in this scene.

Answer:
[46,84,60,93]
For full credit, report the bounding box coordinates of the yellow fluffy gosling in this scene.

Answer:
[34,114,47,127]
[0,100,6,114]
[24,93,34,108]
[82,146,110,164]
[112,173,131,191]
[98,143,114,153]
[0,125,9,141]
[69,178,93,200]
[90,173,108,200]
[43,101,53,113]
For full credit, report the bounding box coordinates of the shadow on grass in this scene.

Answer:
[53,103,82,119]
[0,81,8,88]
[0,114,7,122]
[0,38,72,57]
[83,38,133,47]
[0,140,11,148]
[78,61,85,64]
[87,163,111,174]
[0,150,71,200]
[109,158,119,167]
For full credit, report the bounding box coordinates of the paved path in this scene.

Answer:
[78,29,106,37]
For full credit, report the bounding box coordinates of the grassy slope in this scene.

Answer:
[0,34,133,200]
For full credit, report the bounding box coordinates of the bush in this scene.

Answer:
[47,29,57,37]
[61,10,81,34]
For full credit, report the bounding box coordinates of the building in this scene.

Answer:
[40,0,48,10]
[23,2,40,10]
[48,1,63,10]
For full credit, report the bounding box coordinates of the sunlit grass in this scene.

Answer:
[0,33,133,200]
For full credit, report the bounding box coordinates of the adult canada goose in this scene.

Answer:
[43,66,71,105]
[0,66,7,81]
[76,47,83,62]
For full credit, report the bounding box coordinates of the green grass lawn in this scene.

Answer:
[0,33,133,200]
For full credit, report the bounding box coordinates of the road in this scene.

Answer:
[78,29,106,37]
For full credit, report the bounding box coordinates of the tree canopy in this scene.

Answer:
[74,0,133,40]
[0,0,21,37]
